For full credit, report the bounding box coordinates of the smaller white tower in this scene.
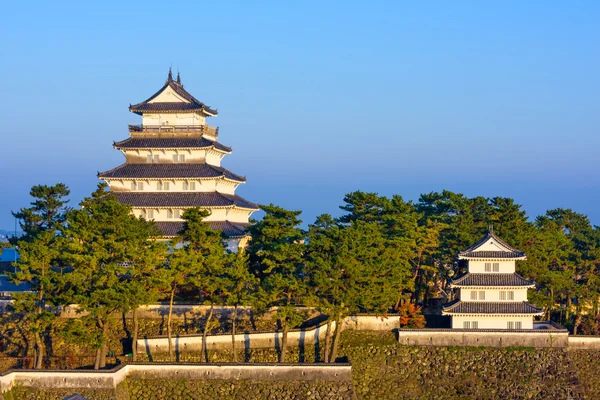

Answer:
[442,229,543,329]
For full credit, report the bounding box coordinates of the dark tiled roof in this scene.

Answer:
[459,230,525,259]
[114,137,231,153]
[451,273,535,287]
[155,221,250,238]
[0,276,33,293]
[98,164,245,182]
[113,192,259,209]
[442,300,543,315]
[460,251,525,259]
[0,261,15,275]
[129,79,217,115]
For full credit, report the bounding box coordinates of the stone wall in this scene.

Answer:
[397,328,569,348]
[4,331,600,399]
[0,363,353,400]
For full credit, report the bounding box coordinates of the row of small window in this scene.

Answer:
[469,290,515,300]
[141,209,181,219]
[462,321,522,329]
[130,181,197,190]
[147,154,186,163]
[485,262,500,272]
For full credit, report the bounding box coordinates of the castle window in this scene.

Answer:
[485,263,491,272]
[515,321,522,329]
[164,182,170,190]
[493,263,500,272]
[172,154,178,163]
[137,182,144,190]
[479,291,485,300]
[189,182,196,190]
[154,154,159,162]
[507,291,514,300]
[147,155,153,163]
[470,291,477,300]
[131,181,136,190]
[500,291,506,300]
[183,182,189,190]
[157,182,163,190]
[147,209,154,219]
[174,209,181,218]
[179,154,185,162]
[167,209,173,218]
[463,321,470,329]
[507,321,514,329]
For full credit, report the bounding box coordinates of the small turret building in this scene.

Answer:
[99,70,258,251]
[442,230,543,329]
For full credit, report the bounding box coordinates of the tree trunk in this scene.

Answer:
[34,331,44,369]
[232,304,238,362]
[329,314,343,363]
[99,318,109,368]
[167,286,176,362]
[201,304,214,363]
[94,347,101,370]
[279,320,288,363]
[132,307,139,362]
[323,319,332,363]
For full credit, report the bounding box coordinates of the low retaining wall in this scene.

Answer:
[138,315,399,355]
[0,363,352,395]
[568,336,600,349]
[397,328,570,348]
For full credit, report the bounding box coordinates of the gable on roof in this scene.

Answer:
[129,71,217,116]
[148,85,191,104]
[458,230,526,259]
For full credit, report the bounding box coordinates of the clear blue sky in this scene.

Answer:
[1,1,599,230]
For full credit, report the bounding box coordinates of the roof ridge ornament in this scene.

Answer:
[176,71,182,85]
[166,66,173,83]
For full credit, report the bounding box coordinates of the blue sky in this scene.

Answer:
[1,1,599,230]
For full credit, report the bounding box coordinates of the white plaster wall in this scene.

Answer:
[123,149,225,166]
[468,260,516,273]
[142,113,206,126]
[131,207,254,224]
[451,315,534,329]
[105,179,237,195]
[459,288,529,302]
[137,315,399,354]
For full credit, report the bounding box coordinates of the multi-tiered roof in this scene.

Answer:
[99,69,258,245]
[442,229,542,329]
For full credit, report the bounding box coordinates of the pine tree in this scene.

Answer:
[60,183,164,369]
[164,207,228,362]
[246,204,306,363]
[9,183,70,369]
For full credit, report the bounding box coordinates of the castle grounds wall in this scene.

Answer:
[0,363,353,400]
[567,335,600,349]
[397,328,569,348]
[138,315,399,356]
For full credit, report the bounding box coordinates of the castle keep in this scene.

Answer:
[99,69,258,250]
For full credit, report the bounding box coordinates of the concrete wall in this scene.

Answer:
[397,328,569,348]
[0,363,352,395]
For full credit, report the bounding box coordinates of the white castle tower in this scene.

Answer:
[442,229,543,329]
[99,69,258,251]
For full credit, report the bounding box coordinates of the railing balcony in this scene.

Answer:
[128,124,218,139]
